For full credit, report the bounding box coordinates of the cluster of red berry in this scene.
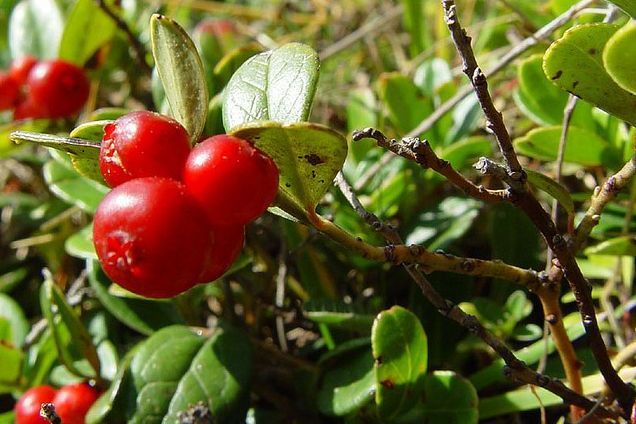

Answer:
[0,57,89,119]
[93,111,279,298]
[15,382,100,424]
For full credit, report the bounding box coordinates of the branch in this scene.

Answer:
[442,0,522,174]
[352,128,509,202]
[574,155,636,251]
[96,0,152,75]
[354,0,596,191]
[332,172,616,420]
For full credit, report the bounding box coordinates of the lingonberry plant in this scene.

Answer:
[2,0,636,423]
[14,385,56,424]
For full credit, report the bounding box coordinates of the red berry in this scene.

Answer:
[52,382,100,424]
[13,96,48,120]
[0,72,19,110]
[199,224,244,283]
[10,56,37,85]
[15,385,57,424]
[93,177,213,298]
[98,111,191,187]
[184,135,279,226]
[26,60,89,118]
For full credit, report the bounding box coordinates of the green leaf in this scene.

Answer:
[42,159,108,213]
[10,131,100,159]
[128,325,252,422]
[415,371,478,424]
[0,119,49,157]
[0,342,22,388]
[378,73,432,136]
[230,121,347,220]
[150,14,208,142]
[317,348,375,416]
[304,299,374,332]
[525,169,575,215]
[8,0,63,60]
[604,21,636,95]
[69,121,111,183]
[608,0,636,18]
[65,225,97,260]
[515,54,594,127]
[223,42,320,131]
[87,261,184,335]
[0,293,28,347]
[400,0,426,56]
[58,0,117,65]
[584,236,636,256]
[40,277,101,378]
[439,136,492,170]
[372,306,428,420]
[22,327,58,387]
[213,43,263,89]
[543,23,636,126]
[514,126,620,168]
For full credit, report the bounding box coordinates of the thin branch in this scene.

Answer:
[353,128,509,202]
[354,0,596,191]
[332,172,616,420]
[96,0,152,75]
[443,0,522,173]
[319,5,403,60]
[574,155,636,251]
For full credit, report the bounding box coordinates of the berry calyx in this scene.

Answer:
[0,72,19,110]
[93,177,213,298]
[99,111,191,187]
[10,56,37,85]
[15,385,57,424]
[52,382,100,424]
[199,224,245,283]
[26,60,89,118]
[183,135,279,226]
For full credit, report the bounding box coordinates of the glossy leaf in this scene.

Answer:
[0,293,28,347]
[223,42,319,131]
[42,159,108,213]
[151,14,208,142]
[10,131,101,159]
[514,126,620,168]
[213,44,263,88]
[0,343,22,389]
[417,371,478,423]
[0,119,49,157]
[603,21,636,95]
[378,73,431,136]
[69,121,110,182]
[525,169,574,215]
[129,325,252,422]
[372,306,427,420]
[87,261,184,335]
[584,236,636,256]
[58,0,117,65]
[8,0,62,59]
[40,277,100,378]
[231,121,347,220]
[543,23,636,126]
[65,225,97,260]
[439,136,492,170]
[317,348,375,416]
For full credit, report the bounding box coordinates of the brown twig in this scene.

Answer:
[441,0,634,411]
[96,0,152,75]
[332,172,616,420]
[574,156,636,251]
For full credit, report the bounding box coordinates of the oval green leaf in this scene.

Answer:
[9,0,63,60]
[150,14,208,142]
[418,371,478,423]
[371,305,428,420]
[10,131,101,159]
[128,325,252,422]
[584,236,636,256]
[231,121,347,220]
[603,21,636,95]
[513,126,620,168]
[69,121,111,183]
[65,225,97,260]
[525,169,574,215]
[608,0,636,18]
[543,23,636,126]
[42,160,108,213]
[40,277,100,379]
[222,42,319,131]
[87,261,184,336]
[0,293,28,347]
[58,0,117,66]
